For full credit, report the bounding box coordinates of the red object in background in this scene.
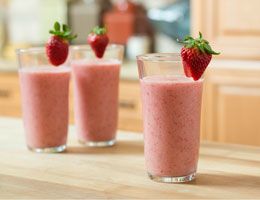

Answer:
[104,0,135,44]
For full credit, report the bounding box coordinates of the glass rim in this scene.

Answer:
[136,53,181,63]
[70,44,124,51]
[16,44,124,55]
[16,47,46,55]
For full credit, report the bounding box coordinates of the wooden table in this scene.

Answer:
[0,117,260,199]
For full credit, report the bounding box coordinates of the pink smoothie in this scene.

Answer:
[72,59,120,142]
[19,66,70,149]
[141,75,203,177]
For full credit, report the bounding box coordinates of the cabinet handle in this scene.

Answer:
[119,100,135,109]
[0,89,10,98]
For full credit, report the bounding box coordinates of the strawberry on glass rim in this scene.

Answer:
[179,32,220,81]
[46,21,77,66]
[87,26,109,59]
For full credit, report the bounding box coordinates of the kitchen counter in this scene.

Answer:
[0,117,260,199]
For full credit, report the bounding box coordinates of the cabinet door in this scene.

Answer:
[0,73,21,117]
[118,80,142,132]
[192,0,260,60]
[202,62,260,146]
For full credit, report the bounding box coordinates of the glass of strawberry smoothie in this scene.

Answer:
[16,47,70,153]
[137,53,203,183]
[70,44,124,147]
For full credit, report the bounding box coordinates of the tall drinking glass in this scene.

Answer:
[137,53,203,183]
[16,48,70,153]
[70,45,124,147]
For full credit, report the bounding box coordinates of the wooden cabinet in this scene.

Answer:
[192,0,260,146]
[0,72,143,132]
[202,61,260,146]
[192,0,260,60]
[118,80,142,132]
[0,72,21,117]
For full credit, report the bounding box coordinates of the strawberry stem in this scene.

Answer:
[91,26,107,35]
[178,32,220,55]
[49,21,77,42]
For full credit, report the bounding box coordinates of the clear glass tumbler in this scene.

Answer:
[16,47,70,153]
[137,53,203,183]
[70,45,124,147]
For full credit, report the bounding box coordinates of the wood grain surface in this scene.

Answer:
[0,117,260,199]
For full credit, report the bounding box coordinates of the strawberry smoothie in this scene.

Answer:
[141,75,203,178]
[19,66,70,151]
[72,59,120,145]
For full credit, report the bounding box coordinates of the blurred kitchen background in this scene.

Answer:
[0,0,260,146]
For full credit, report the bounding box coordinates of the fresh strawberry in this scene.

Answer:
[87,26,109,58]
[180,32,220,81]
[46,22,77,66]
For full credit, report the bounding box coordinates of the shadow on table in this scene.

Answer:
[66,140,144,155]
[192,172,260,191]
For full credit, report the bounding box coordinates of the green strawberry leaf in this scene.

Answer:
[199,32,203,39]
[204,43,220,55]
[177,32,220,55]
[62,24,70,32]
[49,21,77,42]
[67,34,77,41]
[49,30,56,34]
[54,22,60,31]
[198,44,205,53]
[184,35,194,41]
[91,26,107,35]
[63,31,72,37]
